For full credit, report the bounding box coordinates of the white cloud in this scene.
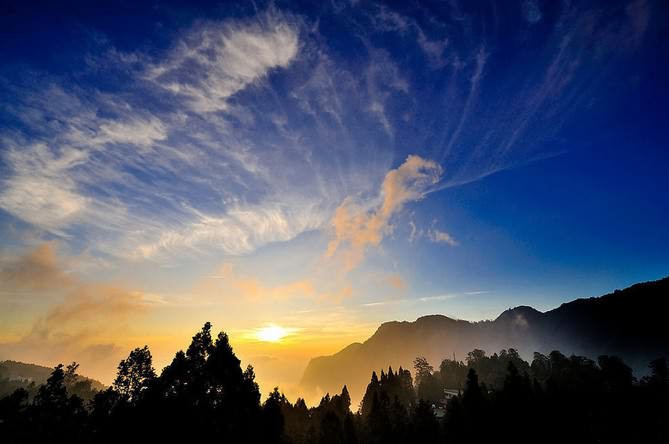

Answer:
[93,117,168,148]
[0,14,309,258]
[428,228,458,246]
[416,28,448,68]
[0,144,89,235]
[134,202,326,258]
[148,19,299,113]
[371,6,448,69]
[408,220,419,242]
[364,48,409,137]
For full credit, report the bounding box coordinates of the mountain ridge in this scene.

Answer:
[300,277,669,402]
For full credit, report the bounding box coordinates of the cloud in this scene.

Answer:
[196,263,352,304]
[25,284,148,344]
[463,290,490,296]
[91,117,168,148]
[148,17,299,113]
[521,1,542,24]
[214,263,316,302]
[417,294,458,303]
[0,242,73,291]
[0,13,313,260]
[196,263,317,304]
[370,5,448,69]
[1,1,651,267]
[0,143,89,235]
[0,244,152,381]
[371,6,411,33]
[408,220,420,242]
[326,155,442,271]
[360,292,458,307]
[364,48,409,137]
[385,274,407,290]
[406,219,457,246]
[135,202,325,259]
[416,28,449,68]
[0,8,439,264]
[428,228,458,246]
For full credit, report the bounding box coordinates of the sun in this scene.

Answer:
[256,325,289,343]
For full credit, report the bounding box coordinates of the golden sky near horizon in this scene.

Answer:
[0,156,445,404]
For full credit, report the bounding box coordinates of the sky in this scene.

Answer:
[0,0,668,400]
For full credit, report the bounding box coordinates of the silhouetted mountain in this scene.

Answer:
[301,277,669,402]
[0,360,105,399]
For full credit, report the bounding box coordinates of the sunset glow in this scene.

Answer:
[256,325,291,343]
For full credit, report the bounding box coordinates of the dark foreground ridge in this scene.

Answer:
[0,321,668,443]
[301,277,669,401]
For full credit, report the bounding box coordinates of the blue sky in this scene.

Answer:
[0,0,667,390]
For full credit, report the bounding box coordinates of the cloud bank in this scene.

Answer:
[0,244,152,380]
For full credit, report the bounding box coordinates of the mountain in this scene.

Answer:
[0,360,106,399]
[300,277,669,403]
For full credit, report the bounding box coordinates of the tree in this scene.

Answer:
[439,358,467,389]
[340,385,351,412]
[262,387,286,443]
[598,355,635,390]
[360,371,380,417]
[33,364,68,410]
[65,373,97,401]
[29,364,87,442]
[530,352,551,382]
[645,357,668,389]
[413,357,433,390]
[320,410,344,444]
[410,399,439,443]
[416,373,441,404]
[113,346,156,401]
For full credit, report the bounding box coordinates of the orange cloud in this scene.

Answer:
[326,155,442,271]
[198,263,352,304]
[385,273,407,290]
[27,285,148,342]
[0,243,152,382]
[0,242,74,291]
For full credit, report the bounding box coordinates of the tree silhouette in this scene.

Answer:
[262,387,286,443]
[113,346,156,401]
[412,357,433,388]
[1,324,667,444]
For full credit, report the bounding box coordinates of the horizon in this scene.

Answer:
[1,0,668,404]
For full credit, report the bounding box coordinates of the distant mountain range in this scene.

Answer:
[0,360,106,398]
[301,277,669,402]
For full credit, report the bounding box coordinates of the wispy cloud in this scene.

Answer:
[0,8,408,263]
[0,1,652,266]
[428,228,458,246]
[195,263,352,304]
[147,17,299,113]
[0,12,323,260]
[361,292,459,307]
[326,155,442,272]
[0,143,90,236]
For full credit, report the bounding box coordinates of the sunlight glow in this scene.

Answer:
[256,325,290,343]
